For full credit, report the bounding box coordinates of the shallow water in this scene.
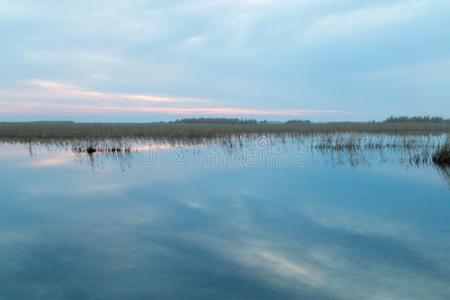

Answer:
[0,140,449,300]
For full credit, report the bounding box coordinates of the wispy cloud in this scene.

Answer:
[0,80,347,117]
[26,80,208,103]
[0,101,345,116]
[29,157,73,168]
[26,151,74,168]
[0,0,448,120]
[254,250,320,281]
[363,56,450,86]
[302,0,428,41]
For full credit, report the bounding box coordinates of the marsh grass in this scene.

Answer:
[432,138,450,165]
[72,142,132,154]
[0,121,449,141]
[310,133,449,167]
[60,133,450,169]
[0,121,449,167]
[312,134,441,150]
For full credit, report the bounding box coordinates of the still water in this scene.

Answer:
[0,139,449,300]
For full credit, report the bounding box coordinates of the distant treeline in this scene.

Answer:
[10,117,448,126]
[285,119,312,124]
[171,117,449,124]
[383,116,449,123]
[173,118,258,124]
[173,118,311,124]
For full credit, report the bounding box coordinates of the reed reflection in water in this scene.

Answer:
[0,136,450,300]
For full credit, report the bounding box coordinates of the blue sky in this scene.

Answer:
[0,0,449,121]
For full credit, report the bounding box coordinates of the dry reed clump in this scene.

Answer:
[312,134,437,151]
[72,141,131,154]
[433,138,450,165]
[314,134,362,150]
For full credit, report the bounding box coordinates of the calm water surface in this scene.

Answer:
[0,140,449,300]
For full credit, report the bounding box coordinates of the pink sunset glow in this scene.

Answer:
[0,80,348,118]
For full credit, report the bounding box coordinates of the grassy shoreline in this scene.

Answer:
[1,121,448,166]
[0,121,449,141]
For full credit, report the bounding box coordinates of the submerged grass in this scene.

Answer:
[312,134,442,151]
[312,134,446,166]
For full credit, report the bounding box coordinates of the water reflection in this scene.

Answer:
[436,166,450,187]
[9,136,449,184]
[0,138,449,299]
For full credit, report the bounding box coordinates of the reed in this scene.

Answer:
[433,138,450,165]
[0,121,448,141]
[71,140,132,155]
[1,121,449,167]
[312,134,439,151]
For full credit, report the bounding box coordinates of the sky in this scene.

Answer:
[0,0,449,122]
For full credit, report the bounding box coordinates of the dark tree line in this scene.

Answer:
[172,118,312,124]
[172,118,258,124]
[384,116,449,123]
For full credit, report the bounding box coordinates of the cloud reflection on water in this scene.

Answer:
[0,140,449,299]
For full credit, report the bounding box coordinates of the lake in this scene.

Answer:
[1,138,449,300]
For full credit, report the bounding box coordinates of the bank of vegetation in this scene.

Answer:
[0,117,449,166]
[0,117,448,141]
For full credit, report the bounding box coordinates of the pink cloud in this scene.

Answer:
[0,101,346,116]
[0,79,348,117]
[29,157,73,168]
[26,80,208,103]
